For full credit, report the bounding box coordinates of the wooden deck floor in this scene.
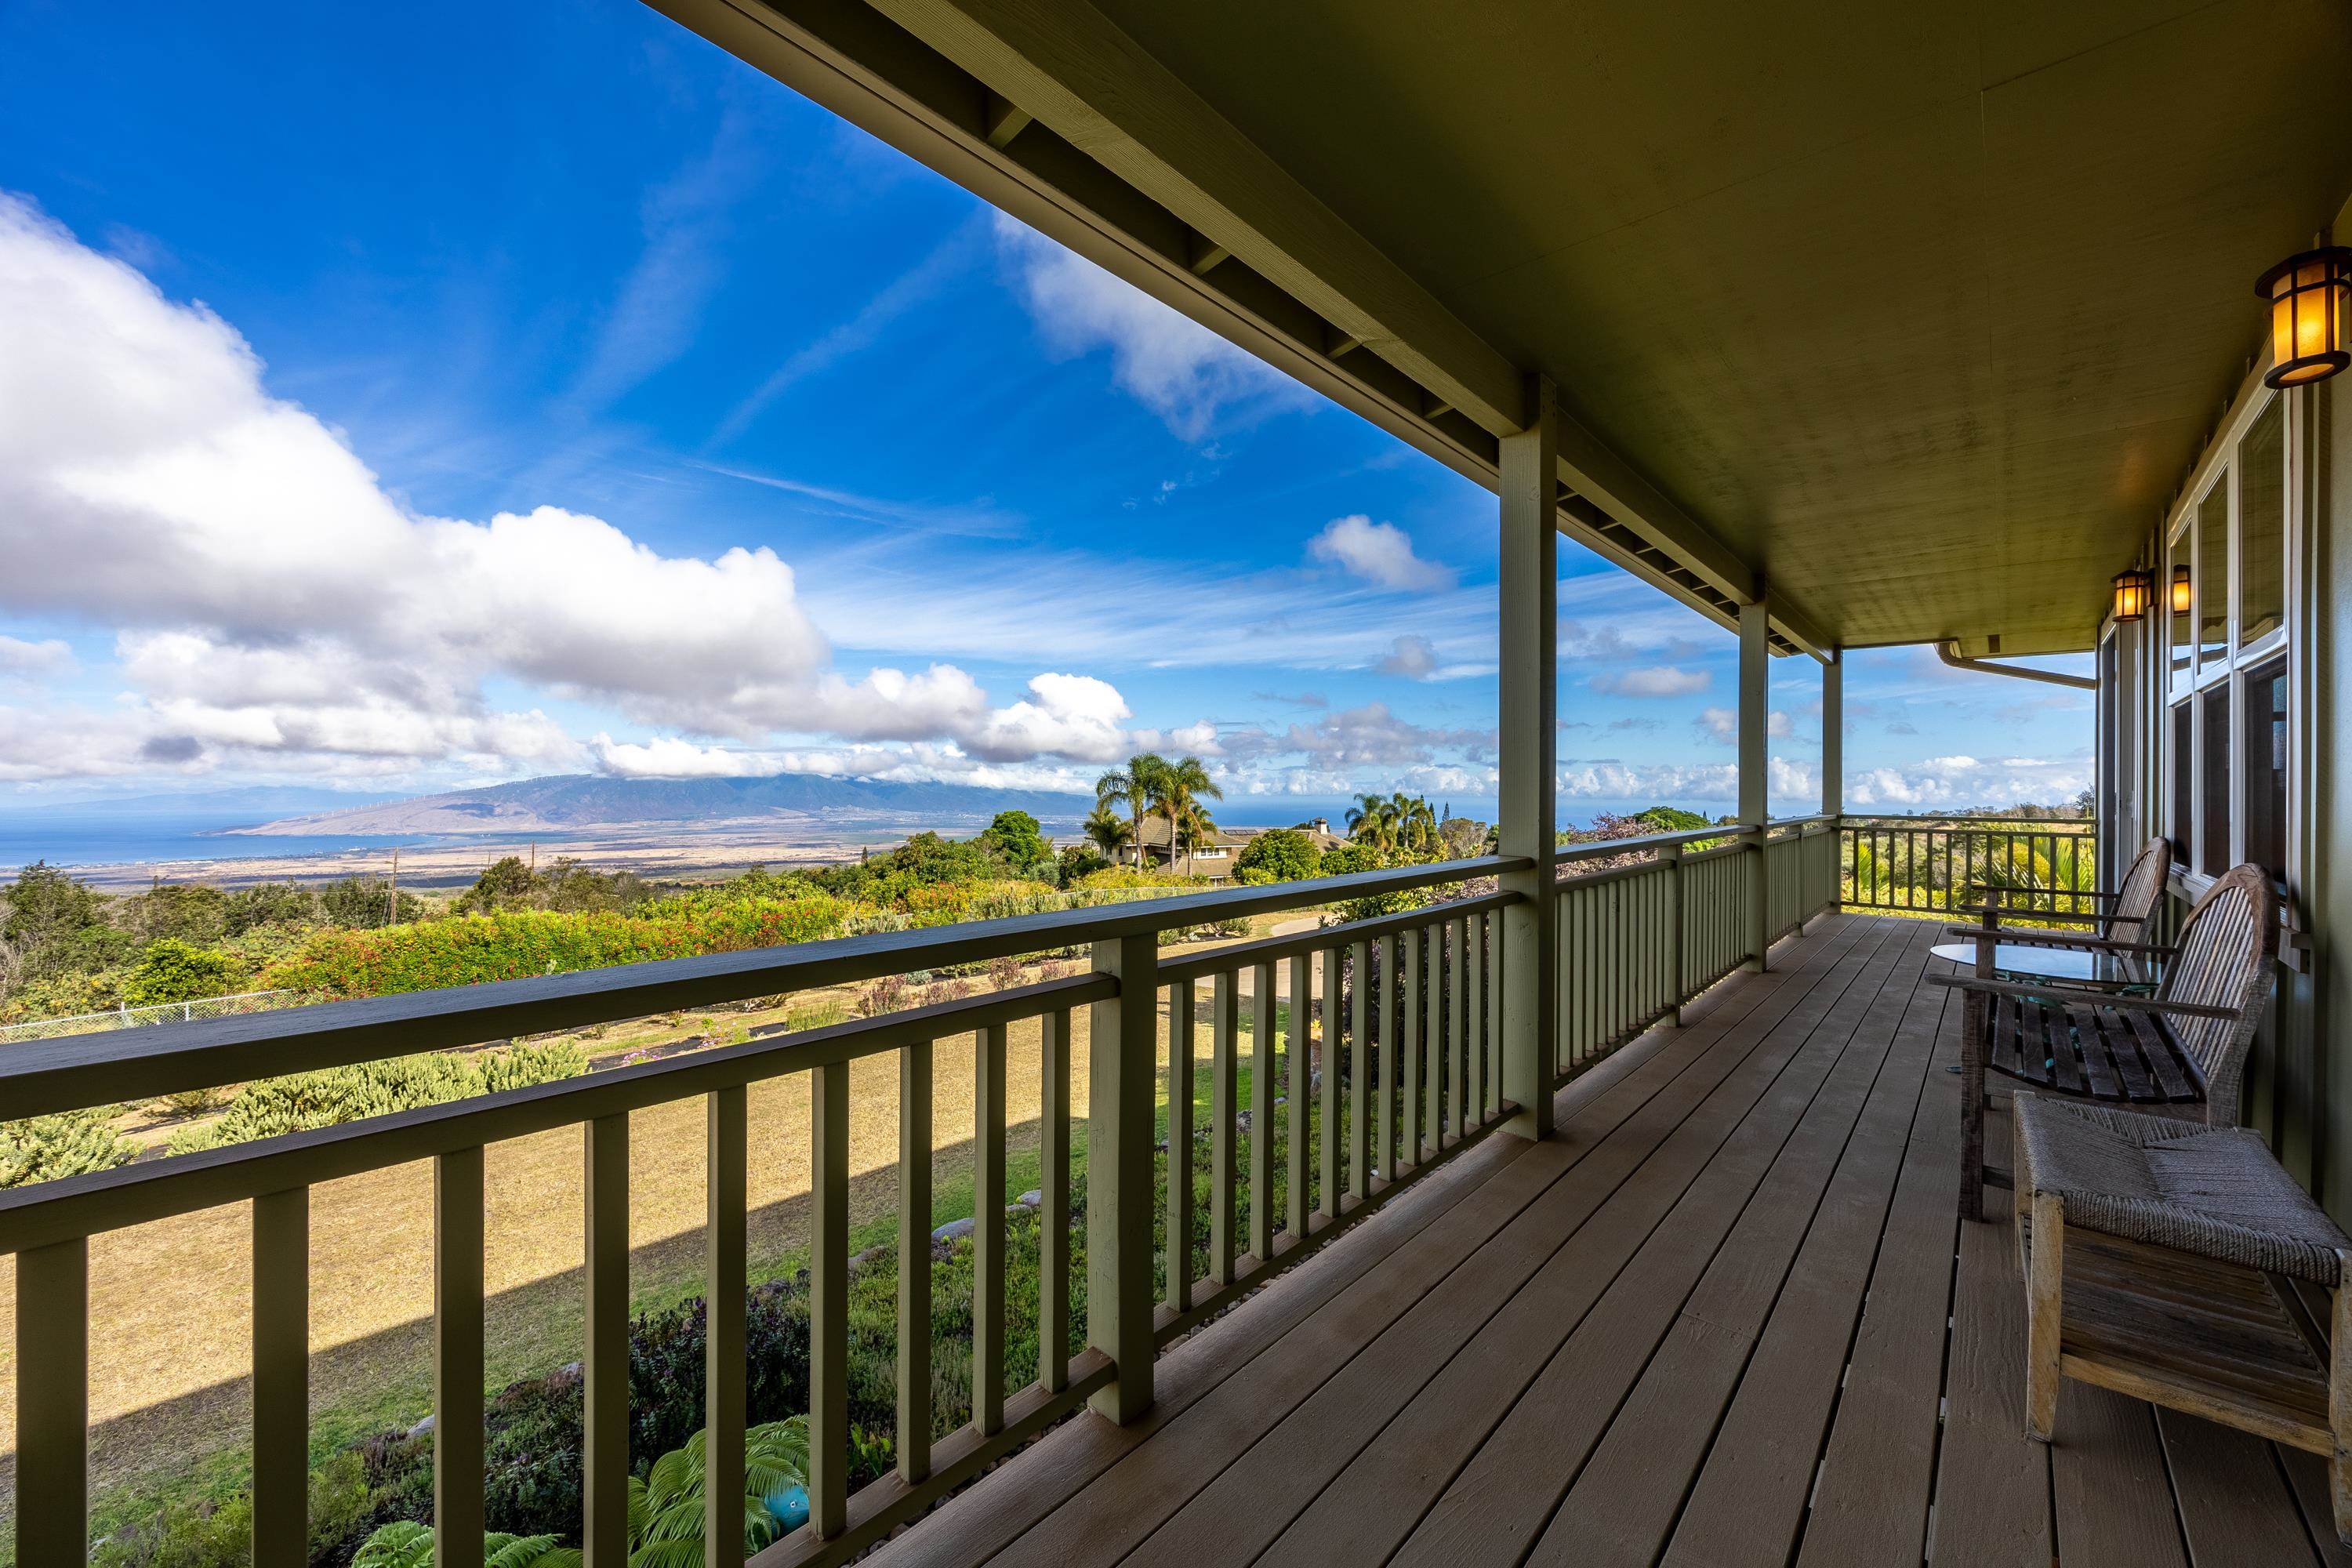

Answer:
[872,913,2343,1568]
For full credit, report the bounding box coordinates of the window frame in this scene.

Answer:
[2158,383,2299,902]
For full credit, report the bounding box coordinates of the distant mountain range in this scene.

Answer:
[229,773,1094,837]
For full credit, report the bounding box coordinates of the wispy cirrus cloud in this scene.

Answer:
[991,213,1312,439]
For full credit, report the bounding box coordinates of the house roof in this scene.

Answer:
[1133,817,1243,850]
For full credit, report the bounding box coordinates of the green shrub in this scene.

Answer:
[263,898,844,1000]
[89,1451,372,1567]
[122,937,241,1007]
[0,1105,135,1189]
[1235,828,1321,884]
[168,1040,589,1155]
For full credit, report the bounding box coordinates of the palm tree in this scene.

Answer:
[1083,801,1134,863]
[1346,791,1398,853]
[1149,756,1224,875]
[1391,793,1439,855]
[1096,753,1166,869]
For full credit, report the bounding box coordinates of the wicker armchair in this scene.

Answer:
[1930,862,2278,1220]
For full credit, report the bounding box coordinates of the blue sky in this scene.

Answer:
[0,0,2093,822]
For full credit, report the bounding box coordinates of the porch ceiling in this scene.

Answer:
[1060,2,2352,655]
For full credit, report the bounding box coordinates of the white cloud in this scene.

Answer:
[993,213,1308,439]
[1307,515,1454,591]
[1591,665,1708,699]
[591,735,788,779]
[1377,634,1439,680]
[0,634,71,676]
[0,194,1203,783]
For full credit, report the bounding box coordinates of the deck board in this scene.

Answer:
[855,915,2327,1568]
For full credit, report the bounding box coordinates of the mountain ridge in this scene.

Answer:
[232,773,1094,837]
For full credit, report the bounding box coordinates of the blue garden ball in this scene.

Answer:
[766,1483,811,1532]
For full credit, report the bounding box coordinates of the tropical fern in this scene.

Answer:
[627,1416,812,1566]
[354,1519,580,1568]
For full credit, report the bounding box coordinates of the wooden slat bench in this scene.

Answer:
[2014,1096,2352,1547]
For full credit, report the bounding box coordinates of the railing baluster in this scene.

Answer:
[436,1145,485,1568]
[1320,946,1341,1216]
[1450,914,1470,1140]
[1286,953,1312,1241]
[1249,961,1275,1261]
[1040,1011,1070,1394]
[16,1237,88,1565]
[1348,938,1370,1200]
[1377,932,1399,1178]
[975,1022,1007,1436]
[1487,909,1504,1108]
[1402,927,1425,1167]
[898,1040,935,1475]
[1090,931,1159,1423]
[1465,917,1484,1124]
[809,1062,848,1535]
[706,1088,747,1567]
[1167,981,1196,1313]
[1553,890,1570,1074]
[584,1116,630,1564]
[1424,925,1445,1149]
[1210,971,1238,1288]
[253,1185,308,1566]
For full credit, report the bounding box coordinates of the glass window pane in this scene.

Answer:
[2239,398,2285,645]
[2241,655,2287,887]
[2198,476,2229,666]
[2199,684,2230,877]
[2170,701,2192,861]
[2169,529,2194,692]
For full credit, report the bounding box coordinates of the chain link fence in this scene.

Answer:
[0,989,298,1044]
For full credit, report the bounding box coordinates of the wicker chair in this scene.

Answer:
[1955,836,2172,985]
[1932,862,2279,1220]
[2013,1098,2351,1545]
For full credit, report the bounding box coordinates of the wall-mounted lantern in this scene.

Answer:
[2256,245,2351,387]
[2171,563,2193,615]
[2111,568,2152,622]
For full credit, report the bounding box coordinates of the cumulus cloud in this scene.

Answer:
[1846,753,2091,808]
[993,213,1307,439]
[1590,665,1708,699]
[1377,634,1439,680]
[0,195,1192,782]
[1307,515,1454,591]
[590,735,788,779]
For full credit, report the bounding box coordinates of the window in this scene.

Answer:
[2160,389,2293,892]
[2170,702,2192,860]
[2168,523,2194,692]
[2197,475,2229,666]
[2198,684,2230,878]
[2241,654,2288,887]
[2239,399,2285,647]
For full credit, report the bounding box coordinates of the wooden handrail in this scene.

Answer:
[0,855,1530,1120]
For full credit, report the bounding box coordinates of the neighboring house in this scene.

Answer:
[1127,816,1247,878]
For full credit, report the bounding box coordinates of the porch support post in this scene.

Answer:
[1739,593,1770,969]
[1497,372,1558,1140]
[1088,931,1157,1421]
[1823,649,1842,913]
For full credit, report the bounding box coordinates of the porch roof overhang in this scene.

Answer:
[657,0,2352,659]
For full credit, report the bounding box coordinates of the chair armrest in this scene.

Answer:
[1950,905,2116,927]
[1936,926,2176,957]
[1965,882,2122,902]
[1924,972,2238,1018]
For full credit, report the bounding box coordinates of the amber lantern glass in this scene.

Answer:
[2170,563,2193,615]
[2111,568,2151,622]
[2256,246,2352,388]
